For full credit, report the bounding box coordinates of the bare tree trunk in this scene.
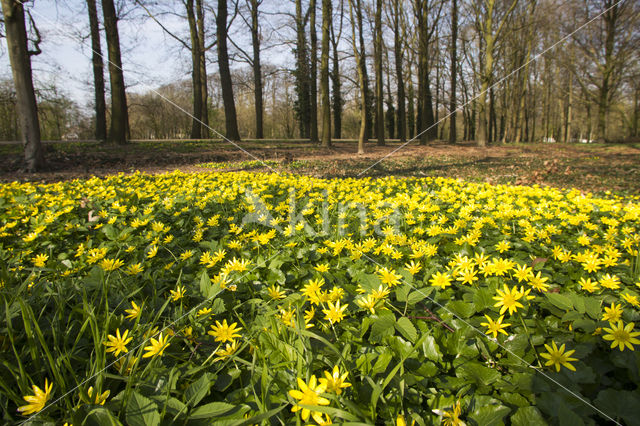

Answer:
[330,0,343,139]
[320,0,331,147]
[187,0,202,139]
[348,0,365,154]
[87,0,107,141]
[374,0,384,145]
[392,0,406,142]
[217,0,241,141]
[295,0,310,138]
[102,0,129,144]
[449,0,457,143]
[1,0,44,171]
[250,0,264,138]
[354,0,372,141]
[416,0,436,145]
[310,0,319,142]
[196,0,209,138]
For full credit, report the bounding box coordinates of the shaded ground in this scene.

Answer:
[2,139,640,195]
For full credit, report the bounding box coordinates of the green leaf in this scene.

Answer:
[370,311,396,343]
[456,362,501,386]
[469,404,510,426]
[372,351,393,375]
[184,372,216,407]
[595,389,640,424]
[420,335,442,362]
[83,407,124,426]
[407,287,433,305]
[395,317,418,342]
[125,391,161,426]
[510,406,547,426]
[473,287,495,311]
[199,271,221,299]
[189,402,238,419]
[546,293,573,311]
[447,300,475,318]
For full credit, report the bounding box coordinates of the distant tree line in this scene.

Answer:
[1,0,639,171]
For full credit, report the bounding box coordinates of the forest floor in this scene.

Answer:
[2,139,640,195]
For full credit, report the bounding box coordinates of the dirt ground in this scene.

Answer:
[2,140,639,194]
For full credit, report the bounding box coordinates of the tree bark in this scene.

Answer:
[102,0,129,144]
[1,0,44,171]
[196,0,209,138]
[416,0,436,145]
[87,0,107,141]
[217,0,241,141]
[187,0,203,139]
[249,0,264,138]
[392,0,405,141]
[374,0,384,145]
[449,0,457,144]
[309,0,319,142]
[348,0,365,154]
[354,0,371,141]
[294,0,310,138]
[320,0,331,147]
[330,0,342,139]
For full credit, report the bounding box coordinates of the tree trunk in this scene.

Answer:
[392,0,405,142]
[348,0,365,154]
[449,0,457,144]
[295,0,310,138]
[217,0,241,141]
[330,1,342,139]
[250,0,264,139]
[417,0,436,145]
[187,0,203,139]
[87,0,107,141]
[1,0,44,171]
[374,0,384,145]
[320,0,331,147]
[355,0,371,141]
[309,0,319,142]
[407,77,415,138]
[196,0,209,138]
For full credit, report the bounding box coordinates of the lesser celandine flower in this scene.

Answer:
[208,319,242,342]
[540,340,578,372]
[493,284,524,315]
[480,314,510,339]
[32,253,48,267]
[125,301,142,320]
[104,329,133,357]
[142,332,170,358]
[602,321,640,351]
[288,375,330,423]
[322,300,347,324]
[18,378,53,415]
[319,366,351,395]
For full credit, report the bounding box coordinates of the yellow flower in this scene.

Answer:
[540,340,578,372]
[493,284,524,315]
[197,307,212,317]
[578,277,598,293]
[599,274,620,290]
[430,271,452,290]
[480,314,510,339]
[126,263,144,275]
[602,321,640,351]
[602,302,623,323]
[441,401,463,426]
[84,386,110,405]
[513,264,533,282]
[527,271,549,292]
[100,258,124,272]
[32,253,49,268]
[288,375,330,423]
[378,267,402,287]
[495,240,510,253]
[314,263,330,273]
[267,284,286,300]
[125,301,142,320]
[104,329,133,357]
[142,332,170,358]
[404,260,422,275]
[621,293,640,308]
[356,295,378,314]
[213,340,240,362]
[147,245,158,258]
[18,378,53,415]
[456,268,478,285]
[180,250,194,261]
[169,285,186,301]
[322,300,347,324]
[208,319,242,342]
[319,365,351,395]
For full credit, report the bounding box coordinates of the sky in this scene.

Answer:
[0,1,291,111]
